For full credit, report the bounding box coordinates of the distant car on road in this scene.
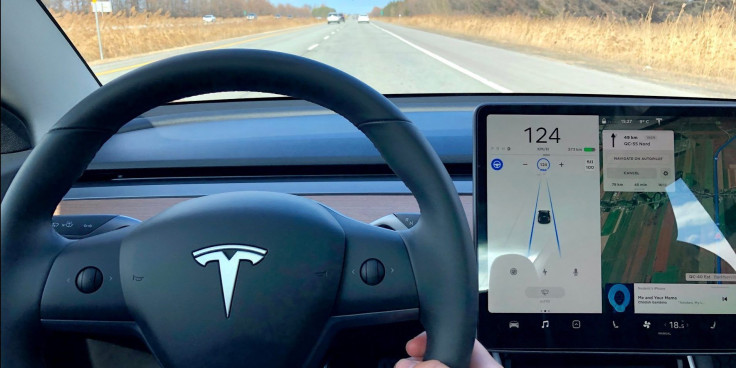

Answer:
[274,14,281,19]
[358,14,370,23]
[338,13,346,22]
[538,210,551,224]
[326,12,342,24]
[246,13,257,20]
[202,15,216,23]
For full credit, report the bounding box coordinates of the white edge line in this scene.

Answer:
[308,43,319,51]
[371,23,513,93]
[324,35,330,40]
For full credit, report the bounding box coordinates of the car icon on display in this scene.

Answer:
[537,210,551,224]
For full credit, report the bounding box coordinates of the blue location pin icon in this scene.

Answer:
[608,284,631,313]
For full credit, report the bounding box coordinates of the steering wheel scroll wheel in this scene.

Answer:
[0,49,477,368]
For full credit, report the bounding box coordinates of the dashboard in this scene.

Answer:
[48,95,736,365]
[474,103,735,352]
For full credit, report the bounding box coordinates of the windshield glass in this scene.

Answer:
[42,0,735,99]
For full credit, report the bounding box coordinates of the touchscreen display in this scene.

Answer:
[474,104,735,352]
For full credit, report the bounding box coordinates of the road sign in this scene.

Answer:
[90,1,111,60]
[91,1,112,13]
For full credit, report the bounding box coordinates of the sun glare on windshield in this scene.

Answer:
[42,0,735,98]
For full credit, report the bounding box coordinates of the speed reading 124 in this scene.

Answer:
[524,127,560,143]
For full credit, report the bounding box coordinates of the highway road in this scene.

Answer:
[91,20,725,99]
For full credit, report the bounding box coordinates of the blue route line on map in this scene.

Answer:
[546,179,561,257]
[528,179,541,257]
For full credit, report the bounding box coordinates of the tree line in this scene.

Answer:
[41,0,336,18]
[373,0,735,22]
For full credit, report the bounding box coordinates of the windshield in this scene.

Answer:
[42,0,735,99]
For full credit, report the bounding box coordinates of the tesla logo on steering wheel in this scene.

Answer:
[192,245,267,318]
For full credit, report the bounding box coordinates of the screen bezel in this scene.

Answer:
[473,102,736,353]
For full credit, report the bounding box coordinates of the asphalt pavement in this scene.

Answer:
[91,20,725,99]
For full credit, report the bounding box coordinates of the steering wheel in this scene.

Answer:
[1,50,477,368]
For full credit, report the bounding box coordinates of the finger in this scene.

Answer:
[394,357,421,368]
[470,339,503,368]
[414,360,450,368]
[405,331,428,358]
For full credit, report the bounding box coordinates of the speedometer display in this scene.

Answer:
[485,115,602,314]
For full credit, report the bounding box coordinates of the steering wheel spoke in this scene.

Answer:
[41,227,136,335]
[329,211,419,316]
[297,209,420,368]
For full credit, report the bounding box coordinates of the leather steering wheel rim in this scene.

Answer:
[0,49,477,367]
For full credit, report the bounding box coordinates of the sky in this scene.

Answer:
[273,0,390,15]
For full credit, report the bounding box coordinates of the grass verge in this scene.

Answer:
[380,9,736,88]
[50,10,319,62]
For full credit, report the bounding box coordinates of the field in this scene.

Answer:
[601,209,621,236]
[381,7,736,87]
[602,122,736,285]
[49,10,319,62]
